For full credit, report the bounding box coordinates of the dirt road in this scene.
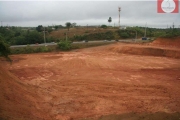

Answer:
[1,43,180,120]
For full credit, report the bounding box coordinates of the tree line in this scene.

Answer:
[0,23,180,60]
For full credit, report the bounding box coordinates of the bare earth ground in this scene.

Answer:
[1,40,180,120]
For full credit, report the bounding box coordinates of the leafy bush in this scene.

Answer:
[41,46,49,52]
[0,40,11,58]
[57,40,72,51]
[46,36,56,43]
[105,31,114,40]
[101,25,107,29]
[11,46,52,54]
[160,28,180,38]
[24,45,34,53]
[26,31,44,44]
[117,29,136,39]
[120,32,130,38]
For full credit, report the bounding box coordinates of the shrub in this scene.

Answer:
[24,45,34,53]
[41,46,49,52]
[0,40,11,62]
[101,25,107,29]
[57,40,72,51]
[120,32,130,38]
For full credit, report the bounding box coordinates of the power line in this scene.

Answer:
[43,27,47,46]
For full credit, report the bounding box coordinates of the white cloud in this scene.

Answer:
[0,1,179,28]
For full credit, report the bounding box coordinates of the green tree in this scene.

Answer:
[36,25,43,32]
[101,25,107,29]
[54,25,59,30]
[24,31,44,44]
[46,27,53,33]
[11,36,26,45]
[108,17,112,26]
[0,36,11,61]
[120,32,129,38]
[59,25,64,28]
[71,23,76,28]
[66,22,72,31]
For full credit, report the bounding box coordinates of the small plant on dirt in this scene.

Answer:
[41,46,49,52]
[34,46,49,52]
[57,40,72,51]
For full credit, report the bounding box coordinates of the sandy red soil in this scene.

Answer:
[0,40,180,120]
[151,37,180,48]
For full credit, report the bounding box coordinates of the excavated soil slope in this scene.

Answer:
[151,37,180,48]
[108,43,180,59]
[0,42,180,120]
[0,65,51,120]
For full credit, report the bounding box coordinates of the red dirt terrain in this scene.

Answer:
[0,38,180,120]
[151,37,180,48]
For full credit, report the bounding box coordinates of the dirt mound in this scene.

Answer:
[151,37,180,48]
[0,64,50,120]
[108,43,180,59]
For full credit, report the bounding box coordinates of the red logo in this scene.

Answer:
[157,0,179,13]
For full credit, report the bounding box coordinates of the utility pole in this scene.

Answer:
[118,7,121,29]
[43,27,46,46]
[1,21,2,27]
[172,22,174,29]
[144,23,147,38]
[66,32,67,41]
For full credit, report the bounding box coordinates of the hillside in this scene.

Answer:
[0,64,51,120]
[48,27,123,42]
[151,37,180,48]
[49,27,117,39]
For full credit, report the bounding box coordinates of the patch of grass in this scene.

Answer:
[10,46,53,54]
[10,41,115,54]
[71,42,114,49]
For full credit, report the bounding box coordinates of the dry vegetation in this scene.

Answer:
[49,27,117,39]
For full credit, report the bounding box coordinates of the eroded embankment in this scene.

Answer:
[151,37,180,48]
[108,44,180,59]
[108,37,180,58]
[0,64,50,120]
